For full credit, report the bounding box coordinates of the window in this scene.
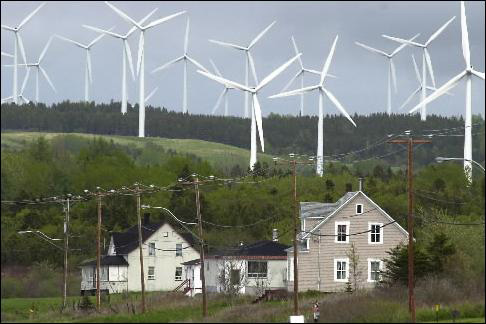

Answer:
[356,204,363,214]
[148,266,155,280]
[247,261,268,278]
[175,267,182,281]
[149,242,156,256]
[163,232,168,237]
[368,259,383,282]
[176,243,182,256]
[334,258,349,282]
[368,223,383,244]
[288,257,294,281]
[335,221,350,243]
[230,269,240,285]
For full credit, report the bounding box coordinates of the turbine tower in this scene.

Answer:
[355,33,420,115]
[209,21,276,118]
[281,36,336,116]
[408,1,484,182]
[56,29,113,102]
[1,2,46,104]
[2,66,31,104]
[382,16,456,120]
[197,54,302,170]
[105,1,186,138]
[209,59,234,117]
[83,9,158,114]
[152,17,208,114]
[269,36,357,177]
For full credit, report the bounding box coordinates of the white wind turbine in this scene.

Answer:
[197,53,302,170]
[152,17,208,114]
[209,21,276,118]
[1,52,14,58]
[382,16,456,121]
[2,67,31,104]
[1,2,46,105]
[269,36,356,177]
[105,1,186,138]
[408,1,484,182]
[209,59,234,116]
[56,29,113,102]
[281,36,336,116]
[355,33,420,115]
[83,9,158,114]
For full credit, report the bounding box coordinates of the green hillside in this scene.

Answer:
[1,131,274,172]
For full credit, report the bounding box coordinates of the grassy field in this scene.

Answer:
[0,131,275,172]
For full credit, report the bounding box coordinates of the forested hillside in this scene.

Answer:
[1,102,484,168]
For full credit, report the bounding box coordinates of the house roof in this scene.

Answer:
[80,255,128,267]
[208,240,291,259]
[300,192,357,219]
[181,258,201,266]
[112,220,198,255]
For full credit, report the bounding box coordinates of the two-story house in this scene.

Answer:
[80,214,200,295]
[287,184,409,292]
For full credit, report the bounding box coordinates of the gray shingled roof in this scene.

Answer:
[300,192,357,219]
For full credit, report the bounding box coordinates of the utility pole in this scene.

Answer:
[317,229,321,292]
[63,194,71,309]
[388,136,431,323]
[136,183,146,313]
[273,154,315,315]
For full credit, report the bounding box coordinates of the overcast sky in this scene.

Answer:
[1,1,484,118]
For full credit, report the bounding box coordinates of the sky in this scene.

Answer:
[1,1,485,118]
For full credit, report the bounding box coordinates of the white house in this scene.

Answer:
[80,214,200,295]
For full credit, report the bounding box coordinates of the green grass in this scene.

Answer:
[423,318,485,323]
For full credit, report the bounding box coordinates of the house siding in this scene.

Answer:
[288,193,408,292]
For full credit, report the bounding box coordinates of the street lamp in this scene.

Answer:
[435,157,485,172]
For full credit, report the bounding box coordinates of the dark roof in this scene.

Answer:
[112,220,197,255]
[300,192,357,219]
[181,258,201,266]
[209,240,290,258]
[80,255,128,267]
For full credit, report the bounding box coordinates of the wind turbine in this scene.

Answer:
[105,1,186,138]
[382,16,456,120]
[355,33,420,115]
[281,36,336,116]
[197,53,302,170]
[209,21,276,118]
[2,66,31,104]
[269,36,356,177]
[408,1,484,182]
[56,29,114,102]
[398,54,451,111]
[1,2,46,104]
[152,17,208,114]
[1,52,14,58]
[83,9,158,114]
[209,59,234,116]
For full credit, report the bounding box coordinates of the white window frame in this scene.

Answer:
[334,258,349,282]
[368,222,383,244]
[356,204,363,214]
[148,242,156,256]
[367,258,383,282]
[247,260,268,279]
[175,266,183,281]
[148,266,155,280]
[163,232,168,237]
[335,221,350,243]
[175,243,182,257]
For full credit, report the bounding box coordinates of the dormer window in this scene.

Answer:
[356,204,363,214]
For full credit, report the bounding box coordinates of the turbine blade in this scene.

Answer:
[355,41,388,57]
[55,35,87,49]
[390,33,421,56]
[186,56,208,73]
[1,25,16,31]
[257,53,302,91]
[249,21,276,49]
[209,39,246,50]
[211,88,226,114]
[460,1,470,67]
[88,27,114,48]
[426,16,456,46]
[146,86,158,101]
[321,87,356,127]
[305,68,322,75]
[412,54,422,85]
[137,8,158,27]
[268,85,319,99]
[1,96,14,104]
[253,94,265,152]
[1,51,14,58]
[20,67,31,93]
[105,2,141,29]
[151,56,184,74]
[184,17,190,54]
[137,32,144,76]
[18,2,46,29]
[197,70,251,92]
[83,25,124,39]
[247,51,258,84]
[390,58,398,93]
[16,33,27,65]
[39,66,56,92]
[209,59,222,77]
[87,51,93,84]
[281,70,302,92]
[382,35,423,48]
[409,70,467,114]
[124,40,135,81]
[471,69,485,80]
[320,35,338,85]
[144,11,186,29]
[424,48,436,87]
[399,87,421,110]
[291,36,304,69]
[38,36,53,63]
[426,86,453,96]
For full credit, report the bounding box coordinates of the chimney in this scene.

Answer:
[359,178,364,192]
[272,228,279,242]
[143,213,150,225]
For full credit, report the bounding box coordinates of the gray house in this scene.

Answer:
[287,187,409,292]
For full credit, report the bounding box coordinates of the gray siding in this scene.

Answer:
[289,192,407,292]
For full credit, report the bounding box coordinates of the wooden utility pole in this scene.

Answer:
[388,137,430,323]
[96,195,102,311]
[63,195,70,309]
[136,183,146,313]
[194,176,208,317]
